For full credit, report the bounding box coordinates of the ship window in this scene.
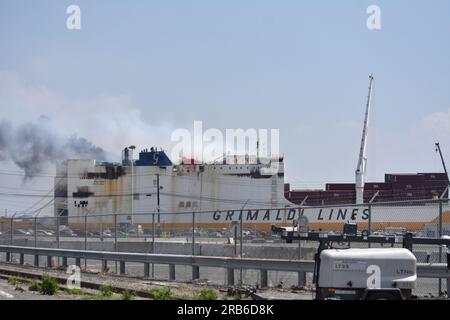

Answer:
[373,184,378,188]
[179,201,185,207]
[186,201,191,207]
[334,193,339,197]
[407,192,413,197]
[192,201,198,208]
[133,193,139,200]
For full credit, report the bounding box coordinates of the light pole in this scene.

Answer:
[129,145,136,226]
[10,211,18,245]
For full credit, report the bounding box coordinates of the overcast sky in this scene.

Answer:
[1,0,450,214]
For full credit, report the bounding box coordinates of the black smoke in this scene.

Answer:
[0,119,107,179]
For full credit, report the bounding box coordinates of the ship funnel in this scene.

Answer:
[122,147,130,165]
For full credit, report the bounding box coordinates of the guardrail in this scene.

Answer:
[0,245,314,287]
[0,245,449,291]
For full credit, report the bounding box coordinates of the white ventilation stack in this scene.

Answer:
[355,74,374,204]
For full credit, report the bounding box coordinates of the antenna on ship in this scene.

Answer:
[355,74,374,204]
[257,138,260,164]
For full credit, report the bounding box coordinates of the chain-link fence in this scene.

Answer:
[1,198,449,297]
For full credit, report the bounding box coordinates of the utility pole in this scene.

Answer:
[156,173,161,237]
[435,142,449,199]
[256,138,260,164]
[355,74,374,204]
[129,145,136,225]
[156,173,160,218]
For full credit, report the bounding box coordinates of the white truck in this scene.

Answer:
[271,223,450,300]
[316,247,416,300]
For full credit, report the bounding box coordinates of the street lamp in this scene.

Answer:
[129,145,136,226]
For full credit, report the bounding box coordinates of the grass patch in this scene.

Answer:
[29,280,42,292]
[99,285,114,298]
[83,285,115,300]
[84,292,105,300]
[8,276,19,286]
[192,288,218,300]
[121,289,135,300]
[148,287,176,300]
[64,287,84,295]
[40,274,59,295]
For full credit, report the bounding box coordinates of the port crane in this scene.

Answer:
[355,74,374,204]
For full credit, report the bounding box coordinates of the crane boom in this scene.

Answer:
[355,74,374,204]
[435,142,449,198]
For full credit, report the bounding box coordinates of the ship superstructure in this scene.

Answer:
[54,147,291,227]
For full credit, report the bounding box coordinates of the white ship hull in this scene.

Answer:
[55,155,450,235]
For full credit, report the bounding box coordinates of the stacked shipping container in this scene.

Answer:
[285,173,449,206]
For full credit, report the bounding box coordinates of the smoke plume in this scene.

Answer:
[0,119,107,179]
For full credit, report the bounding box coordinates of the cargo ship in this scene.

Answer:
[53,75,450,234]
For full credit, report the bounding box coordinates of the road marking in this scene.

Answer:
[0,289,14,299]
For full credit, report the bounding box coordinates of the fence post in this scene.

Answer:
[368,203,372,248]
[226,268,235,286]
[84,214,88,270]
[192,265,200,281]
[192,211,195,256]
[297,271,306,286]
[169,264,176,281]
[438,199,443,296]
[101,260,108,272]
[56,215,60,248]
[260,269,268,287]
[367,191,379,248]
[7,217,13,262]
[240,210,243,286]
[152,212,155,279]
[114,213,117,274]
[191,211,199,281]
[10,217,13,245]
[144,263,150,278]
[119,261,126,275]
[34,216,37,248]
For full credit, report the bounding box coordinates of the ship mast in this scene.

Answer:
[355,74,374,204]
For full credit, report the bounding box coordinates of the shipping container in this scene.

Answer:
[385,174,425,183]
[326,183,356,191]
